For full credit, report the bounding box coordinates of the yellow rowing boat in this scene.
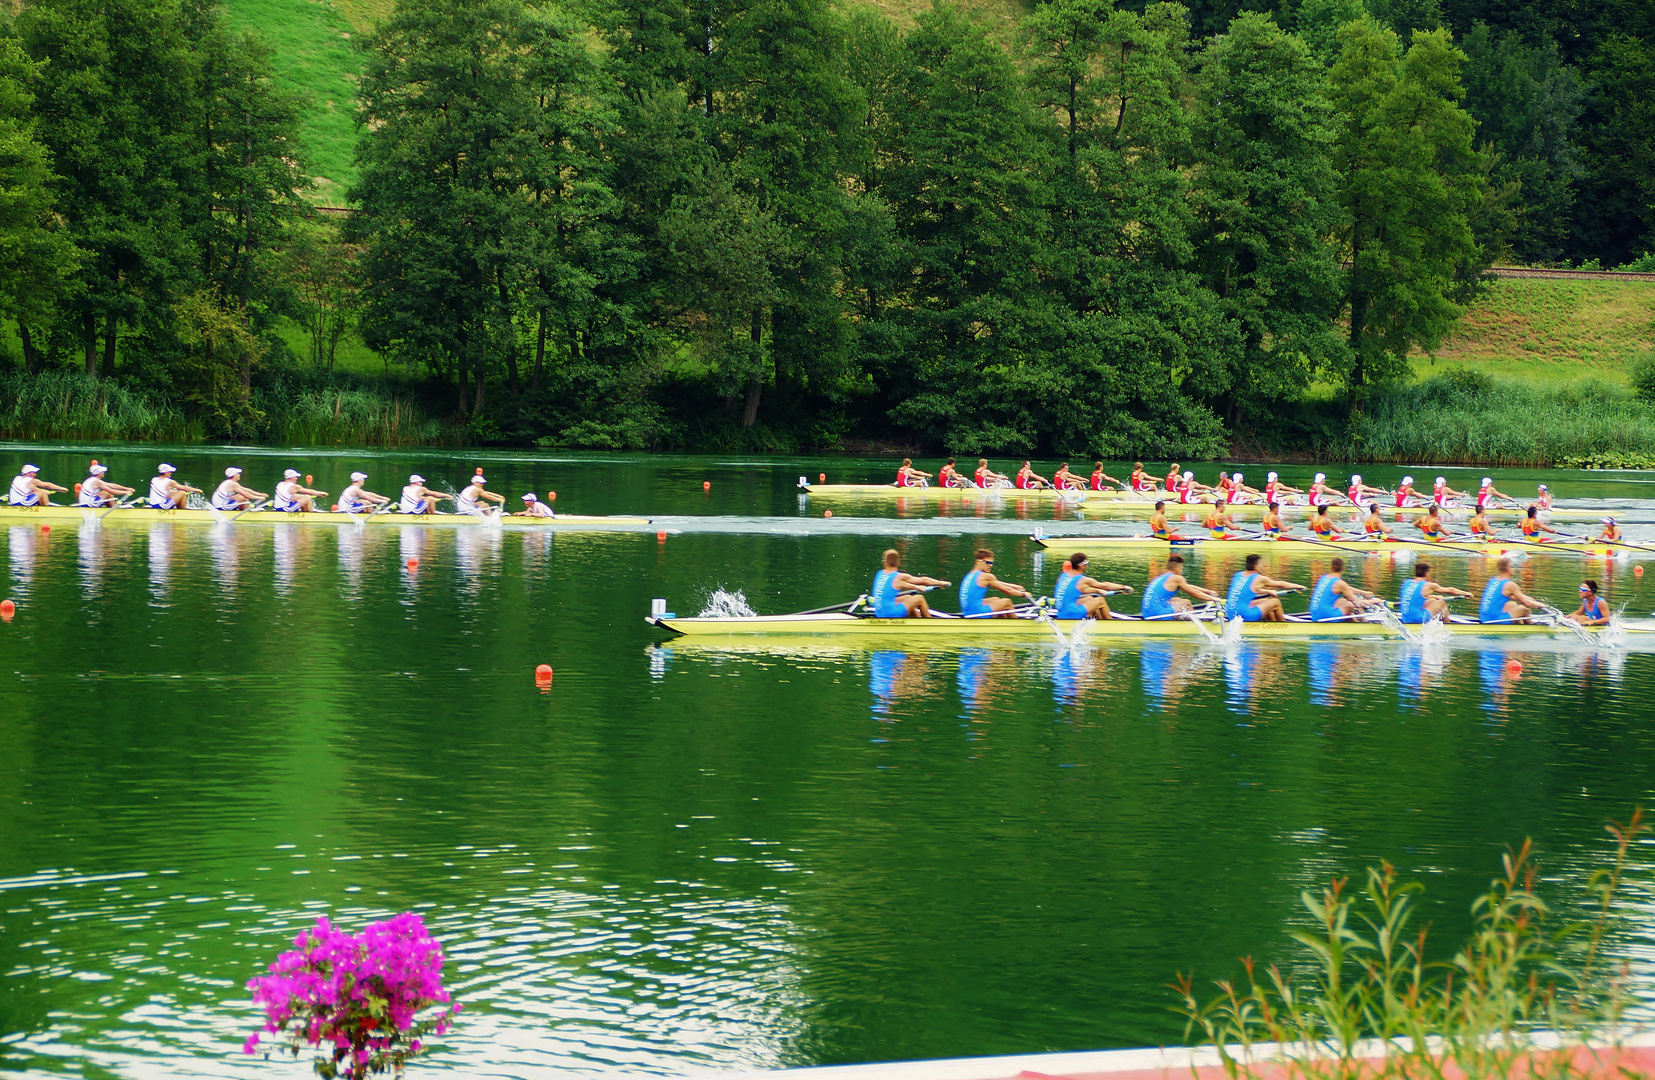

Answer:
[1034,534,1654,557]
[0,504,652,529]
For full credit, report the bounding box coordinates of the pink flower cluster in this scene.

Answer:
[244,913,461,1079]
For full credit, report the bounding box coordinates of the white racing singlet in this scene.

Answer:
[150,476,175,507]
[77,478,107,506]
[8,474,38,506]
[274,481,300,511]
[338,485,369,513]
[457,486,488,515]
[400,485,427,513]
[211,480,243,510]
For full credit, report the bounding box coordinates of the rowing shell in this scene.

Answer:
[804,483,1093,501]
[1036,534,1653,557]
[1075,501,1618,522]
[649,612,1652,639]
[0,505,652,530]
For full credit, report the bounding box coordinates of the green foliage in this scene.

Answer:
[1630,354,1655,402]
[0,367,199,440]
[1177,812,1647,1080]
[1558,450,1655,470]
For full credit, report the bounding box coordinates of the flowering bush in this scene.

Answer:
[244,913,461,1079]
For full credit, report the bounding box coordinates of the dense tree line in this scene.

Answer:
[0,0,1648,454]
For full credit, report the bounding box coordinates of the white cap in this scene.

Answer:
[1436,477,1446,484]
[1234,472,1244,481]
[521,493,536,502]
[1481,477,1492,486]
[1314,472,1325,482]
[225,467,241,477]
[473,475,488,484]
[159,463,175,473]
[283,469,300,479]
[1604,517,1615,525]
[21,464,38,473]
[1352,474,1362,484]
[1182,471,1193,479]
[409,474,425,484]
[89,464,107,475]
[1267,471,1278,481]
[1402,475,1413,484]
[350,472,367,482]
[1538,484,1548,490]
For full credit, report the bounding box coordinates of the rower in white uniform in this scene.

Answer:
[77,463,134,506]
[399,474,452,515]
[514,493,555,518]
[457,472,505,516]
[8,464,67,506]
[336,472,391,514]
[149,464,200,509]
[211,467,267,510]
[273,469,328,513]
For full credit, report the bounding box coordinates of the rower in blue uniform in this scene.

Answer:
[1308,557,1379,621]
[958,548,1031,618]
[1478,557,1544,624]
[869,549,950,618]
[1398,561,1471,623]
[1566,580,1609,626]
[1140,553,1222,618]
[1225,553,1307,622]
[1049,552,1131,620]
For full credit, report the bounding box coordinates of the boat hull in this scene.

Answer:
[1036,535,1653,557]
[650,613,1650,639]
[0,505,651,529]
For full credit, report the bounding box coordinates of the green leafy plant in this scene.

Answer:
[1175,811,1647,1080]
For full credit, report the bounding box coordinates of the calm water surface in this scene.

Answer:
[3,447,1655,1079]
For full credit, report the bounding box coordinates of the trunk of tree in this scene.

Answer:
[458,366,469,414]
[474,367,486,413]
[532,309,546,392]
[101,312,117,378]
[741,307,763,428]
[498,273,519,394]
[83,312,96,377]
[19,325,36,373]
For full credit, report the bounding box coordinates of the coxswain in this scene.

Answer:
[1260,501,1287,538]
[895,458,931,488]
[1414,506,1448,542]
[869,549,949,618]
[959,548,1032,618]
[1263,471,1302,505]
[77,464,134,507]
[1307,472,1344,504]
[273,469,328,513]
[1148,501,1187,542]
[1140,553,1222,618]
[458,472,506,515]
[210,468,266,511]
[1308,504,1343,539]
[1214,472,1235,501]
[337,471,390,514]
[1566,580,1609,626]
[148,464,200,510]
[1051,552,1130,620]
[1347,474,1384,504]
[1128,462,1156,492]
[1534,484,1552,510]
[1465,506,1497,540]
[1393,475,1421,507]
[1475,477,1512,509]
[1225,553,1307,623]
[1399,562,1471,624]
[1203,499,1239,539]
[1432,476,1467,507]
[1596,517,1622,543]
[1014,461,1050,490]
[1309,558,1380,621]
[937,458,963,488]
[515,493,556,518]
[1361,503,1392,539]
[8,464,67,506]
[399,474,451,515]
[1519,505,1559,541]
[1479,557,1544,624]
[974,458,1010,488]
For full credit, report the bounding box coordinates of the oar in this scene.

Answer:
[230,498,270,522]
[97,496,137,521]
[786,596,869,617]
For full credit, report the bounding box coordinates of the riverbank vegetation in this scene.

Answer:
[0,0,1648,460]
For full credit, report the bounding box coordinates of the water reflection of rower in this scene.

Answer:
[1396,645,1449,708]
[146,521,174,602]
[7,524,44,598]
[870,650,931,720]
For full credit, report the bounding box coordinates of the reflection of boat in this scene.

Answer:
[805,483,1093,502]
[0,504,650,530]
[1038,534,1654,556]
[649,612,1653,639]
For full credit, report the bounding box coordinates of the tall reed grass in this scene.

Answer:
[1177,810,1647,1080]
[0,369,201,442]
[257,386,447,447]
[1339,372,1655,467]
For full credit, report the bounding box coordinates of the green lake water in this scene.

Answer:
[3,446,1655,1078]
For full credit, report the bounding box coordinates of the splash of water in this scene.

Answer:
[1220,616,1244,646]
[1601,613,1626,649]
[1419,619,1453,646]
[1539,601,1595,645]
[699,588,758,618]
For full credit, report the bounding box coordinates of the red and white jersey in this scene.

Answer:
[1348,485,1361,504]
[1395,487,1412,508]
[896,468,914,488]
[1128,471,1152,492]
[1477,485,1494,508]
[1094,470,1109,491]
[1433,481,1448,505]
[1165,472,1179,492]
[1178,480,1198,504]
[1015,470,1032,490]
[1537,491,1552,509]
[1227,486,1247,504]
[1264,481,1280,503]
[974,467,989,488]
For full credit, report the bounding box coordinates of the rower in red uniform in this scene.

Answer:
[1086,462,1121,490]
[1432,476,1467,507]
[1307,473,1344,504]
[895,458,932,487]
[1013,461,1050,490]
[1127,462,1155,492]
[1214,472,1235,502]
[1475,477,1512,509]
[1394,475,1420,507]
[1520,505,1559,541]
[1347,474,1384,504]
[1175,471,1210,505]
[1165,463,1181,493]
[974,459,1010,488]
[937,458,962,488]
[1229,471,1261,504]
[1262,471,1301,505]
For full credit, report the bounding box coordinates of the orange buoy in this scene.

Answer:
[546,491,556,501]
[819,473,826,483]
[476,467,485,476]
[1637,566,1645,577]
[703,480,711,491]
[330,503,339,512]
[1062,561,1072,571]
[0,599,14,620]
[89,459,98,467]
[656,530,667,542]
[305,474,313,485]
[39,525,48,534]
[824,510,833,517]
[73,482,81,494]
[534,664,554,685]
[406,558,419,571]
[1506,659,1523,674]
